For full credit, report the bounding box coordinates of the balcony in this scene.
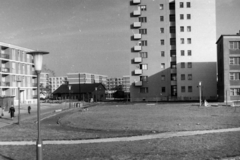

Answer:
[0,82,10,87]
[134,57,142,63]
[171,56,176,62]
[0,54,9,59]
[134,69,142,75]
[132,0,141,4]
[133,34,141,39]
[0,67,10,73]
[133,9,141,16]
[133,22,141,28]
[135,81,142,86]
[134,46,142,51]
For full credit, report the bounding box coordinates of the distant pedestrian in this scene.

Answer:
[9,106,15,119]
[28,106,31,114]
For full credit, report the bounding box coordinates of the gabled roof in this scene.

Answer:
[53,83,105,94]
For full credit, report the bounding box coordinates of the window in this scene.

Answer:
[140,64,148,70]
[140,87,148,93]
[181,38,184,44]
[171,62,176,68]
[181,86,185,92]
[141,40,147,46]
[188,86,192,92]
[230,88,240,96]
[187,2,191,8]
[181,50,185,56]
[139,17,147,23]
[180,14,184,20]
[139,29,147,34]
[171,74,177,81]
[229,57,240,65]
[169,2,175,10]
[230,72,240,80]
[181,74,185,80]
[169,15,175,22]
[161,51,165,57]
[140,52,148,58]
[187,38,191,44]
[159,4,164,10]
[188,50,192,56]
[188,74,192,80]
[180,26,184,32]
[140,76,148,81]
[187,26,191,32]
[161,63,165,69]
[187,62,192,68]
[140,5,147,11]
[229,41,240,50]
[162,87,166,93]
[160,28,164,33]
[171,50,176,57]
[181,62,185,68]
[170,26,176,33]
[161,75,165,81]
[170,38,176,45]
[180,2,184,8]
[187,14,191,19]
[160,40,164,45]
[160,16,164,21]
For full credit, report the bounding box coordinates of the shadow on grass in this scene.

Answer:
[0,153,15,160]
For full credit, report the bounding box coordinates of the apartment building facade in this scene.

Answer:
[0,42,37,105]
[217,34,240,102]
[49,76,67,93]
[129,0,217,101]
[67,73,107,86]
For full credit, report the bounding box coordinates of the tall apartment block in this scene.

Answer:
[0,42,37,105]
[217,33,240,102]
[129,0,217,101]
[50,76,67,93]
[67,73,107,86]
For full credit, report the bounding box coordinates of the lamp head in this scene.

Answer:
[27,51,49,71]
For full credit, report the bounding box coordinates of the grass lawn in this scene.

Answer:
[1,131,240,160]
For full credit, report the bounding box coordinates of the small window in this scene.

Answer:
[140,5,147,11]
[187,38,191,44]
[140,87,148,93]
[180,2,184,8]
[188,74,192,80]
[162,87,166,93]
[161,51,165,57]
[181,62,185,68]
[160,28,164,33]
[180,26,184,32]
[188,86,192,92]
[161,63,165,69]
[140,64,148,70]
[188,50,192,56]
[139,28,147,34]
[187,26,191,32]
[180,14,184,20]
[187,14,191,19]
[160,16,164,21]
[169,2,175,10]
[141,40,147,46]
[170,15,175,22]
[181,38,184,44]
[187,2,191,8]
[140,52,148,58]
[171,62,176,68]
[161,40,164,45]
[170,26,176,33]
[171,74,177,81]
[181,74,185,80]
[181,50,185,56]
[170,38,176,45]
[181,86,185,92]
[187,62,192,68]
[161,75,165,81]
[159,4,164,10]
[139,17,147,23]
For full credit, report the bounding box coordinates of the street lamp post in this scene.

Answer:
[198,81,202,107]
[27,51,49,160]
[16,77,21,125]
[68,84,71,108]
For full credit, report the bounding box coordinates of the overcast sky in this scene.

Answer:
[0,0,239,77]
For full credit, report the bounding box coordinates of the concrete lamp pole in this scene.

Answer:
[68,84,71,108]
[16,77,21,125]
[198,81,202,107]
[27,51,49,160]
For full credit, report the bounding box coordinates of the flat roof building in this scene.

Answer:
[129,0,217,101]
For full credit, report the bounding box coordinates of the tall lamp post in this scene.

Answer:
[198,81,202,107]
[16,77,21,125]
[68,84,71,108]
[27,51,49,160]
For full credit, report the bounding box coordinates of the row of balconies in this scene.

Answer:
[0,54,10,59]
[0,82,37,87]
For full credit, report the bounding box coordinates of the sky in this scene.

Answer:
[0,0,240,77]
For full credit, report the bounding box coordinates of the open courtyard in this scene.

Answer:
[0,102,240,160]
